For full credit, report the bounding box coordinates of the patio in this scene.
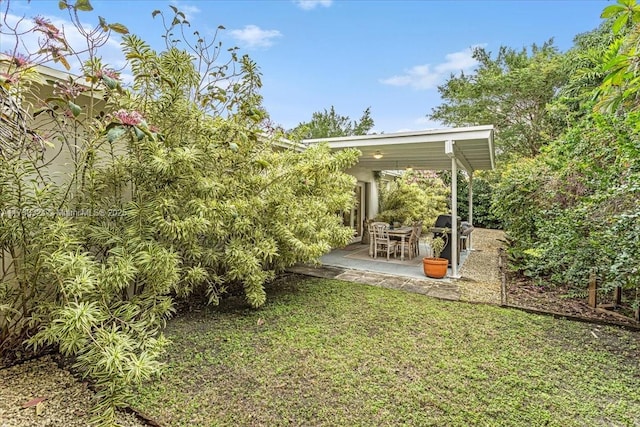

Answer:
[320,240,467,280]
[289,228,504,305]
[304,125,495,278]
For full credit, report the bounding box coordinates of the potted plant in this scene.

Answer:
[422,233,448,278]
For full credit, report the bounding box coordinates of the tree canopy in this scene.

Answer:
[430,42,566,160]
[290,105,374,139]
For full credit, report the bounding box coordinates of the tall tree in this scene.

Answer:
[430,42,566,159]
[291,106,374,139]
[556,22,616,109]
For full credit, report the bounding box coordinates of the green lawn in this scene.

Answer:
[131,275,640,427]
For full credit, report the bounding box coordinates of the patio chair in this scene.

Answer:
[460,221,474,251]
[394,221,422,261]
[410,221,422,258]
[371,222,399,260]
[395,224,418,261]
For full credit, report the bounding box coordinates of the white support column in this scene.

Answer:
[468,172,473,251]
[445,140,460,278]
[451,156,459,278]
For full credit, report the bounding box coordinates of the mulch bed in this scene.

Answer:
[505,276,640,330]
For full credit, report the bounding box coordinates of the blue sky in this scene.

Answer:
[3,0,611,133]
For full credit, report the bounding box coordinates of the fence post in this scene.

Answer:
[498,247,507,305]
[588,270,597,309]
[613,286,622,306]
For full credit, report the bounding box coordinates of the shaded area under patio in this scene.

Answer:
[288,228,505,305]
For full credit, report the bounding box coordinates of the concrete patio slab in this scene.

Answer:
[287,228,505,305]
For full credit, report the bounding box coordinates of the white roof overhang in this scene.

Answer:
[303,125,495,173]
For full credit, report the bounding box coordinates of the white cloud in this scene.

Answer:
[380,64,440,90]
[294,0,333,10]
[434,49,479,74]
[0,13,35,53]
[380,46,480,90]
[229,25,282,49]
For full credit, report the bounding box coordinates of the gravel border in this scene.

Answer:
[0,356,149,427]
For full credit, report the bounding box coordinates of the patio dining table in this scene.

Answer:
[388,227,414,261]
[369,226,413,261]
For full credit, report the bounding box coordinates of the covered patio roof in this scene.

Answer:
[304,124,496,279]
[303,125,495,173]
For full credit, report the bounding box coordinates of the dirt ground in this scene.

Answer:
[506,276,640,328]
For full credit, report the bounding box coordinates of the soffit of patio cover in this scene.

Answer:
[303,125,495,172]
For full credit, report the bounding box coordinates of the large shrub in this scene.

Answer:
[493,113,640,302]
[0,2,358,424]
[492,157,553,253]
[377,171,448,227]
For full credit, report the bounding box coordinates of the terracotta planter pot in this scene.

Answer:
[422,257,448,279]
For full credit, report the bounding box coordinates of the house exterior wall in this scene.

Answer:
[345,166,379,220]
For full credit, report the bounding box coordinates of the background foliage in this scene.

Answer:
[289,105,375,139]
[431,0,640,310]
[439,170,501,229]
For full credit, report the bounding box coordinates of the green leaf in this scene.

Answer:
[74,0,93,11]
[106,126,126,143]
[108,23,129,34]
[133,126,146,141]
[612,13,629,34]
[32,107,50,118]
[152,10,161,18]
[58,1,68,10]
[255,159,270,168]
[601,4,626,18]
[68,101,81,117]
[98,16,108,32]
[45,96,67,105]
[102,75,117,90]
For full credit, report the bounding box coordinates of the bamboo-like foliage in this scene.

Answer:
[0,2,358,425]
[377,174,448,227]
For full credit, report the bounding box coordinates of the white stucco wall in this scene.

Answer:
[345,166,379,219]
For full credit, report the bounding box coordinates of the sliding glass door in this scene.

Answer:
[342,182,366,242]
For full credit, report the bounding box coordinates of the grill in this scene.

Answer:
[433,214,461,266]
